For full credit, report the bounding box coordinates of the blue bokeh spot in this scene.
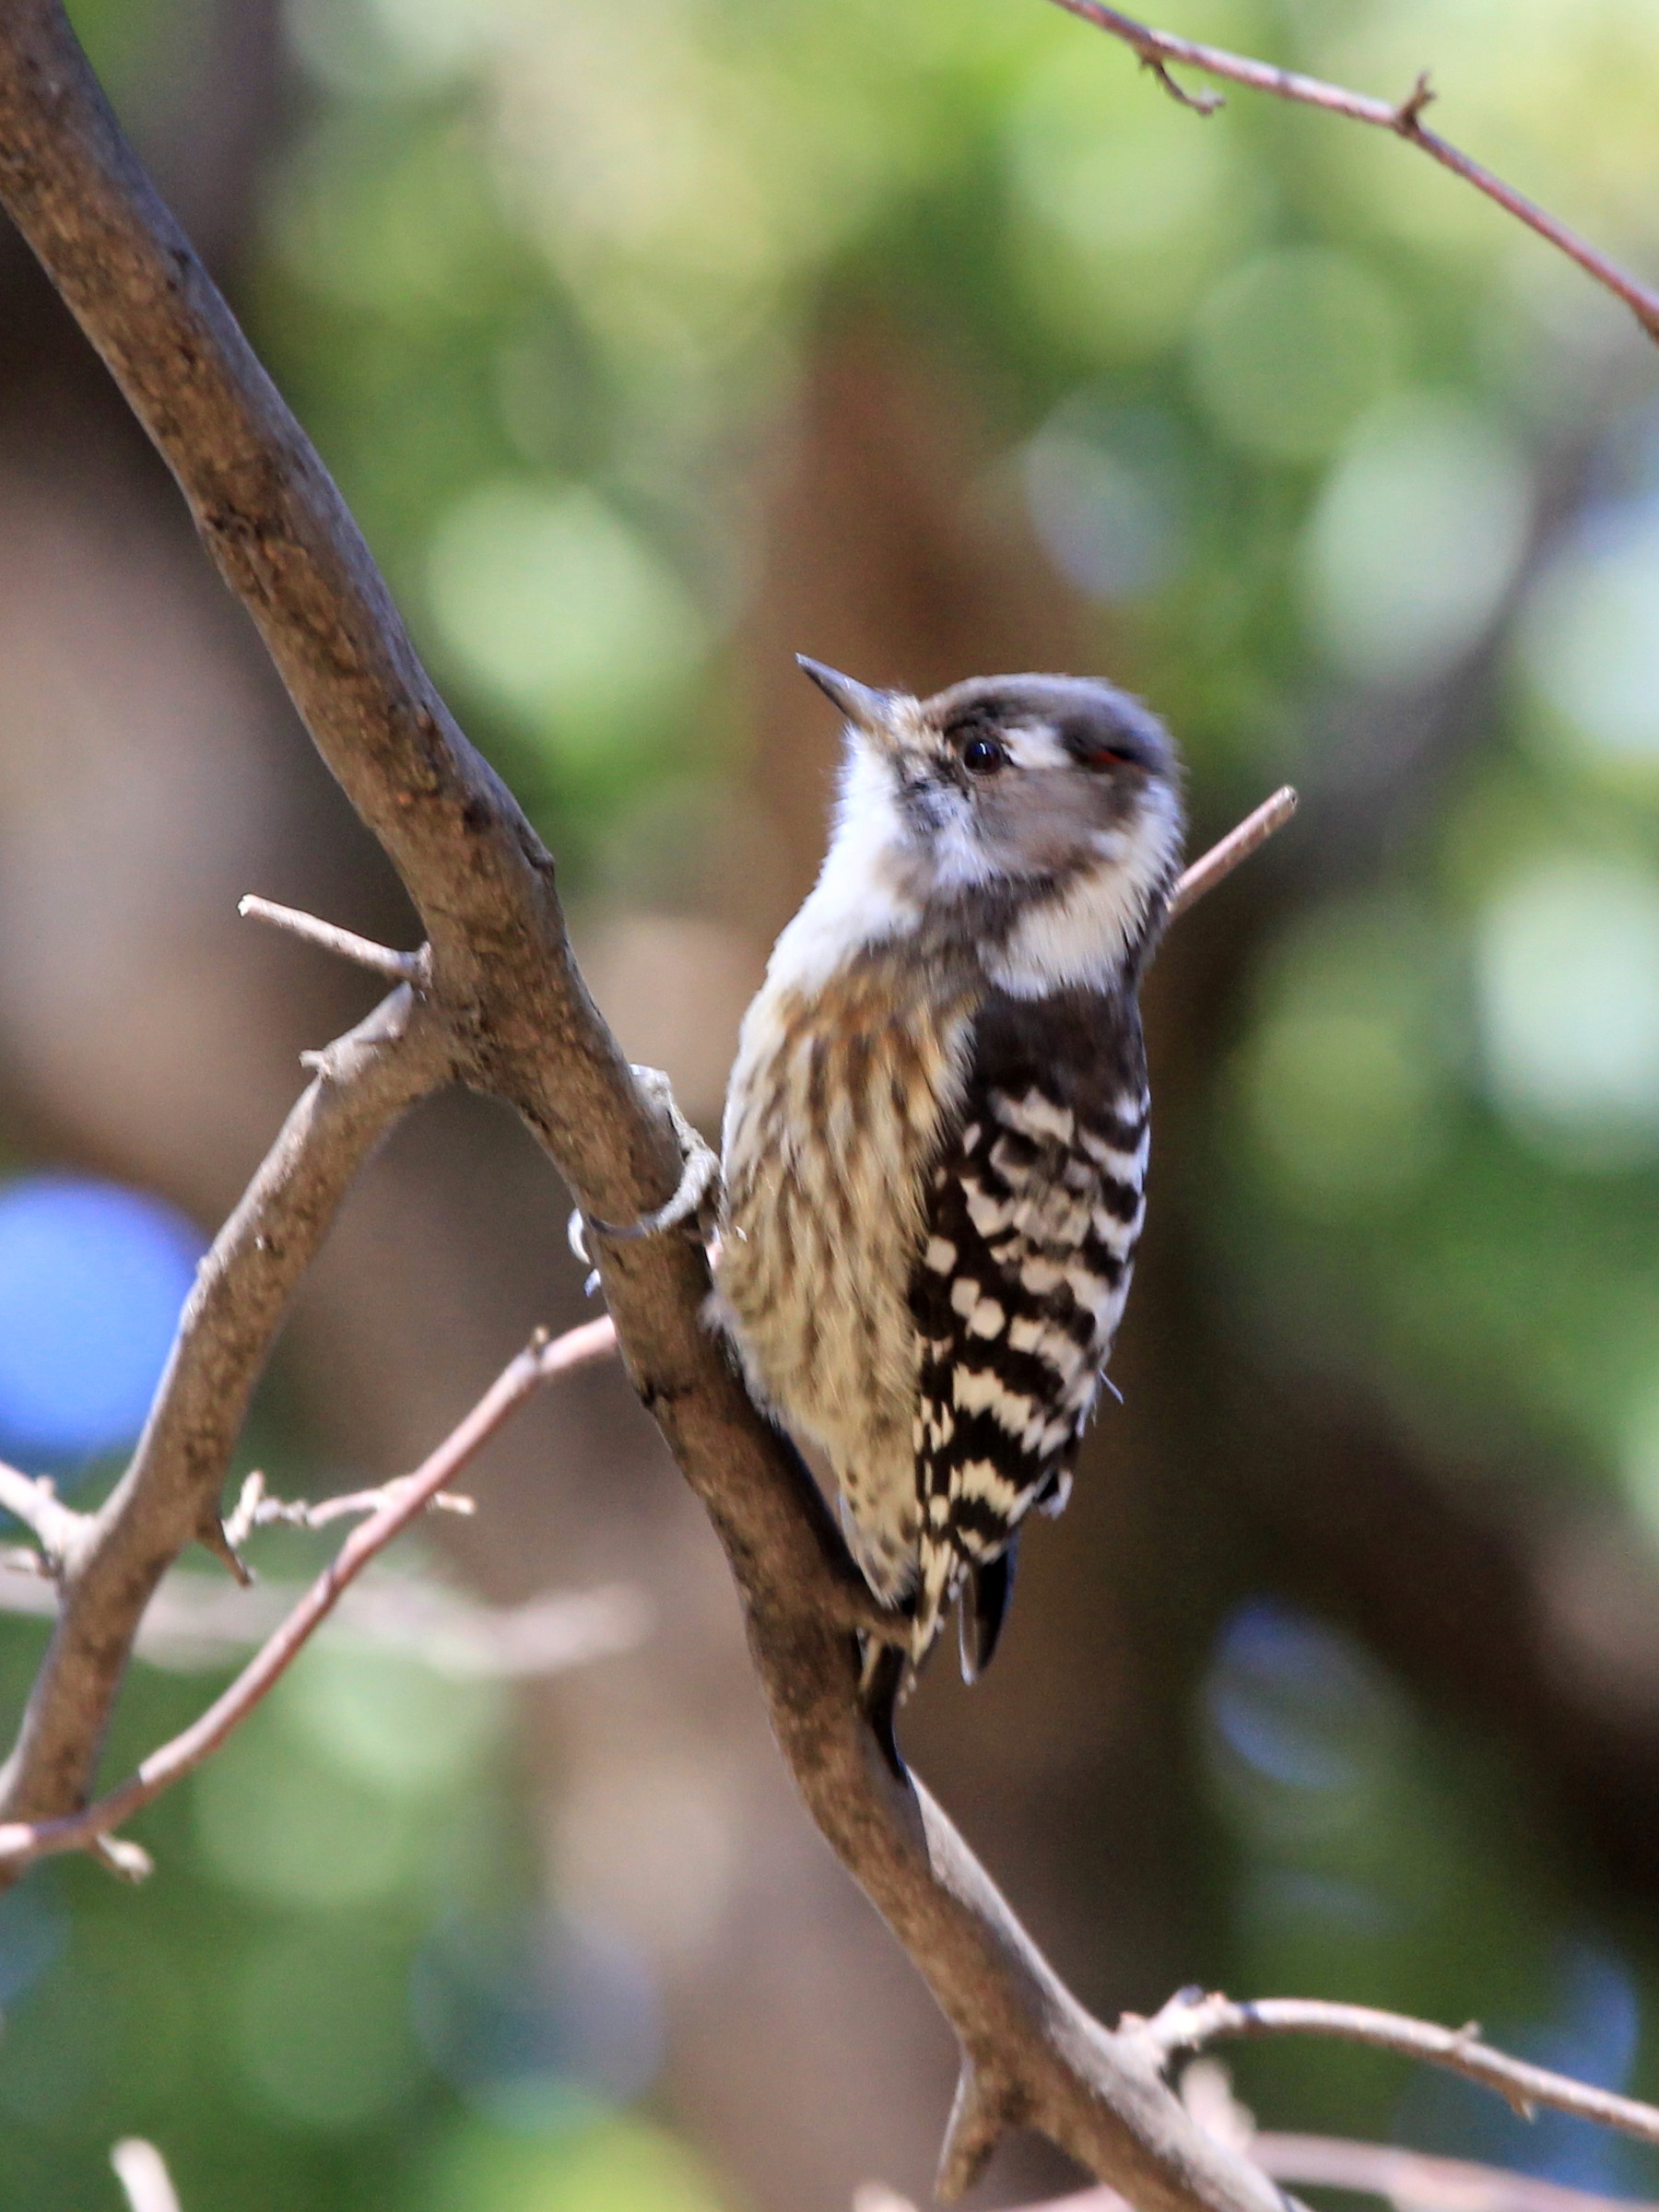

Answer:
[0,1173,206,1465]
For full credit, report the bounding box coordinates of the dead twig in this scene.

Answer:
[1128,1990,1659,2146]
[0,1464,87,1576]
[0,1318,617,1874]
[220,1466,475,1549]
[1046,0,1659,345]
[239,893,428,984]
[1253,2133,1659,2212]
[1169,787,1297,919]
[0,982,454,1829]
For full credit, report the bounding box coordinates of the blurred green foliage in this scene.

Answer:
[14,0,1659,2203]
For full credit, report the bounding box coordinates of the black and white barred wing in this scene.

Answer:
[909,1058,1149,1672]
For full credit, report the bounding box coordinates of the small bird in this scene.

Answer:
[715,659,1183,1697]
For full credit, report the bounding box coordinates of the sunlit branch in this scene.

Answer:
[0,982,453,1832]
[221,1466,476,1550]
[1047,0,1659,345]
[111,2139,182,2212]
[0,1463,87,1576]
[1128,1990,1659,2148]
[0,1317,618,1876]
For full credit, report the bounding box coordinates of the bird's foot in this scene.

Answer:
[568,1067,722,1275]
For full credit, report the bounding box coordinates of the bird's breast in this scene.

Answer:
[717,950,976,1470]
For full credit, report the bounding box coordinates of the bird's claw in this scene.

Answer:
[568,1067,722,1275]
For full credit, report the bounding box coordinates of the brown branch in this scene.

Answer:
[0,8,1300,2206]
[238,893,427,984]
[0,984,453,1828]
[1170,787,1297,919]
[0,1318,616,1872]
[220,1466,476,1547]
[1129,1991,1659,2147]
[1046,0,1659,345]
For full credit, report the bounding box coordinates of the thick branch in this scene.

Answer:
[1130,1992,1659,2148]
[0,1319,616,1872]
[0,10,1298,2206]
[1047,0,1659,344]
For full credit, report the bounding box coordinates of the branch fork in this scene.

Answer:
[1394,70,1437,135]
[1049,0,1659,346]
[1124,1990,1659,2151]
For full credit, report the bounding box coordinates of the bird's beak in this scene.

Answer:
[796,655,898,740]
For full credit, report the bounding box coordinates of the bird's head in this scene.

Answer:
[797,656,1184,994]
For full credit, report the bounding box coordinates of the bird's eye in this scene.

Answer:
[961,735,1006,777]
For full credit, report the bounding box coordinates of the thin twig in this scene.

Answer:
[239,893,427,984]
[221,1466,474,1549]
[1129,1991,1659,2147]
[1046,0,1659,344]
[0,1463,87,1574]
[1170,787,1297,919]
[111,2140,182,2212]
[0,1315,617,1874]
[0,983,453,1830]
[1253,2133,1659,2212]
[896,2136,1659,2212]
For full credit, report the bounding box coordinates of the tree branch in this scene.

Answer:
[0,7,1300,2205]
[1046,0,1659,345]
[1127,1991,1659,2148]
[0,1317,616,1874]
[871,2137,1659,2212]
[0,983,453,1829]
[1169,788,1296,920]
[0,1464,88,1576]
[238,893,427,984]
[220,1466,476,1546]
[1253,2134,1659,2212]
[111,2140,182,2212]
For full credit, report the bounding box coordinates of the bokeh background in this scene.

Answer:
[4,0,1659,2206]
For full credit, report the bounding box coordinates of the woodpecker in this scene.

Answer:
[715,659,1183,1692]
